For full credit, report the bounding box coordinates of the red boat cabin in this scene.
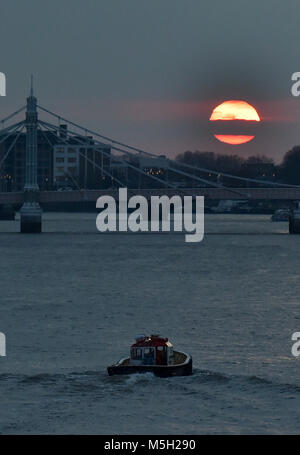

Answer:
[130,335,174,366]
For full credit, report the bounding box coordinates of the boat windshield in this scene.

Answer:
[143,348,155,365]
[131,348,142,360]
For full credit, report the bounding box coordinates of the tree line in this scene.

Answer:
[175,146,300,184]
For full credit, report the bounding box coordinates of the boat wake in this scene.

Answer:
[1,368,300,397]
[125,372,156,385]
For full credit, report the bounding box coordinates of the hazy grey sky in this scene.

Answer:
[1,0,300,161]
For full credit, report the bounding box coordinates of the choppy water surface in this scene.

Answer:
[0,213,300,434]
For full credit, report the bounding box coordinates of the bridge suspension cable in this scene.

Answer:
[109,143,246,196]
[0,122,25,151]
[39,120,182,190]
[0,106,26,128]
[37,124,81,188]
[38,121,128,188]
[39,119,247,196]
[37,123,126,189]
[39,119,246,196]
[163,163,246,196]
[40,120,181,190]
[0,123,25,170]
[36,104,297,191]
[0,120,25,140]
[37,104,153,157]
[172,159,300,188]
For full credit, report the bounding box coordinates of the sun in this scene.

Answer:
[214,135,254,145]
[210,100,260,121]
[210,100,260,145]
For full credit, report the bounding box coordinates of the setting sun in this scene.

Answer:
[210,100,260,121]
[214,135,255,145]
[210,100,260,145]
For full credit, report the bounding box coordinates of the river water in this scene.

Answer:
[0,213,299,434]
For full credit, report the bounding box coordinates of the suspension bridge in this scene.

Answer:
[1,78,300,233]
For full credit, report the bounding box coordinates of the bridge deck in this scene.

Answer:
[1,188,300,205]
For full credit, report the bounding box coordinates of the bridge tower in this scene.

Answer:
[20,76,42,232]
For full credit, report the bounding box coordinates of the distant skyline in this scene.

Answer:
[1,0,300,162]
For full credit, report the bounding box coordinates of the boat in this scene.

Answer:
[107,335,192,377]
[271,209,290,221]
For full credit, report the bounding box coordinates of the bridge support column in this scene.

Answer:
[20,192,42,233]
[289,203,300,234]
[20,76,42,233]
[20,203,42,233]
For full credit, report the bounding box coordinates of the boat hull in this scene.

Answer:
[107,351,192,377]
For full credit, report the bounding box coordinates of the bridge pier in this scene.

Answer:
[289,203,300,234]
[20,202,42,233]
[20,191,42,233]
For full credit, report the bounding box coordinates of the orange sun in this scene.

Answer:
[214,134,254,145]
[210,100,260,145]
